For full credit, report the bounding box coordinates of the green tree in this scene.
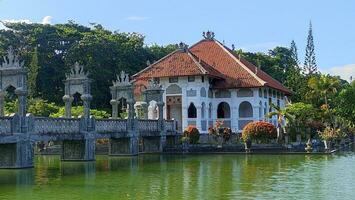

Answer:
[307,74,341,106]
[28,47,39,97]
[335,81,355,126]
[290,40,299,66]
[304,21,317,75]
[266,103,294,141]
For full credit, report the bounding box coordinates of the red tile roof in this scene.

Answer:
[134,38,291,95]
[133,49,224,79]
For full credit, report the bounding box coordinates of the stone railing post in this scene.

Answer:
[0,91,5,117]
[15,88,28,132]
[157,101,166,152]
[110,99,118,119]
[81,94,92,120]
[63,95,73,118]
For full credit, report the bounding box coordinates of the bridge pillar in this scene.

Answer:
[0,91,4,117]
[0,114,34,169]
[109,118,138,156]
[157,102,166,152]
[61,117,95,161]
[0,140,34,169]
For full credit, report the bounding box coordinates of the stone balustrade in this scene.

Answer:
[165,120,175,132]
[96,119,127,133]
[34,117,81,134]
[0,116,13,135]
[138,119,159,132]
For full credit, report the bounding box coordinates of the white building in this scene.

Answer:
[133,32,291,134]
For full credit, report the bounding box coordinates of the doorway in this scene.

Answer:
[166,96,182,132]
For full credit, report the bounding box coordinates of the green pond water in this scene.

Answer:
[0,151,354,200]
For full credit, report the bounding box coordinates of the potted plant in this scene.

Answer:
[242,121,277,153]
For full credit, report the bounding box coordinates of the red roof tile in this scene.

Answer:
[134,38,291,95]
[133,49,224,79]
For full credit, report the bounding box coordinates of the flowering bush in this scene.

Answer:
[242,121,277,143]
[183,125,200,144]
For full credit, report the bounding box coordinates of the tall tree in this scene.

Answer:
[290,40,299,66]
[28,47,39,97]
[304,22,317,75]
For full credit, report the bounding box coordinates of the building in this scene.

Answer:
[133,31,291,134]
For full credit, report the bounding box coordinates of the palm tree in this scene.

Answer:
[308,74,341,106]
[266,103,294,142]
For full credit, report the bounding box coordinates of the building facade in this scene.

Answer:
[133,32,291,133]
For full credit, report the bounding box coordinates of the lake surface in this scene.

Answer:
[0,150,354,200]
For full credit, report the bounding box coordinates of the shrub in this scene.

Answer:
[242,121,277,143]
[318,126,346,141]
[183,125,200,144]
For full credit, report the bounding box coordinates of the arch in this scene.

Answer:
[188,102,197,118]
[201,102,206,118]
[237,88,253,97]
[259,88,262,97]
[166,84,182,94]
[263,89,267,98]
[239,101,253,118]
[259,101,262,119]
[217,102,230,118]
[200,87,207,97]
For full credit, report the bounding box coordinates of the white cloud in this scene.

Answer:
[0,16,53,29]
[239,42,282,53]
[321,64,355,82]
[41,16,52,24]
[125,16,148,21]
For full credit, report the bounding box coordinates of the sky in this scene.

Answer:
[0,0,354,81]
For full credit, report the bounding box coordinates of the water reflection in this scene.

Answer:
[0,153,353,200]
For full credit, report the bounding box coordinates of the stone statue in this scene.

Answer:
[66,62,88,79]
[0,46,24,69]
[113,71,130,86]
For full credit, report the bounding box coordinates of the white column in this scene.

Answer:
[196,105,202,132]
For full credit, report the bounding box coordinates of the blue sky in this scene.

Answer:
[0,0,354,80]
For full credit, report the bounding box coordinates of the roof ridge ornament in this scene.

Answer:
[202,31,215,40]
[0,46,24,69]
[178,42,189,52]
[66,62,89,79]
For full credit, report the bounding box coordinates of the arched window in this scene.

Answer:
[166,84,182,94]
[208,103,212,118]
[217,102,230,118]
[239,101,253,118]
[200,87,207,97]
[188,103,197,118]
[201,102,206,118]
[259,101,262,119]
[259,88,262,97]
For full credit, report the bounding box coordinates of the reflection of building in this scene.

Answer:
[133,32,291,133]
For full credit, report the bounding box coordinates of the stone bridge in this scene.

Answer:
[0,47,179,169]
[0,114,178,168]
